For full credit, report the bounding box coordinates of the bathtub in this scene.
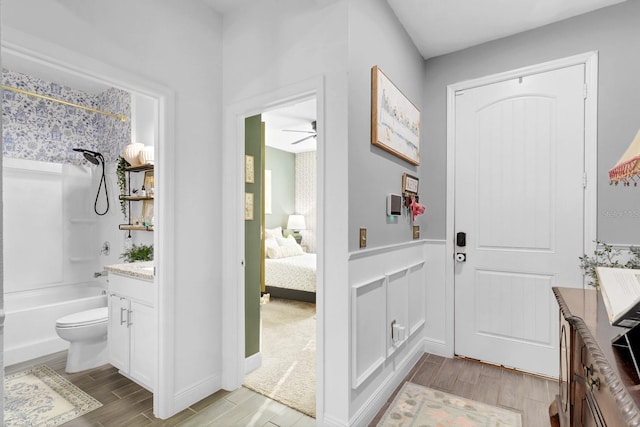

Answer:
[4,282,107,366]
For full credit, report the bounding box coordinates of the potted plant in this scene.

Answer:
[579,241,640,287]
[121,243,153,263]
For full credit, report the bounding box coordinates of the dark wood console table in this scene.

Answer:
[552,287,640,426]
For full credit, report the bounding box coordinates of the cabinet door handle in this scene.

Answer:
[128,309,133,327]
[120,307,127,325]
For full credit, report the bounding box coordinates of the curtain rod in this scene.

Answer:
[1,84,127,122]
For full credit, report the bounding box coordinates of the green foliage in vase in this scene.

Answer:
[579,241,640,287]
[117,156,130,218]
[121,243,154,263]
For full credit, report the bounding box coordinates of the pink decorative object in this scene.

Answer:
[410,197,425,222]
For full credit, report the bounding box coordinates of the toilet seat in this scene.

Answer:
[56,307,108,328]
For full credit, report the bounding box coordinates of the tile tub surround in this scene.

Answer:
[104,261,154,281]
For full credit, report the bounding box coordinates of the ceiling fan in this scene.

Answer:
[282,120,317,145]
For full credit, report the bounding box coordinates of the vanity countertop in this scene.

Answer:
[104,261,154,281]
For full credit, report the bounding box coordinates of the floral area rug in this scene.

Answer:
[5,365,102,426]
[378,382,522,427]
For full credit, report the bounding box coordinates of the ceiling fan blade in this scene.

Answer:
[291,134,317,145]
[282,129,315,134]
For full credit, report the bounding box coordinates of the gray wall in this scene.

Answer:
[347,0,425,251]
[265,146,295,229]
[421,0,640,244]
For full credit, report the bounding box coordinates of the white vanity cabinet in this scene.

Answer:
[107,272,155,391]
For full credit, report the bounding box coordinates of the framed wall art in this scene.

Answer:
[245,155,255,183]
[371,65,421,166]
[402,173,419,195]
[245,192,254,220]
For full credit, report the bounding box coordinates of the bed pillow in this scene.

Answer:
[265,226,283,239]
[276,235,299,248]
[267,245,303,259]
[264,236,278,251]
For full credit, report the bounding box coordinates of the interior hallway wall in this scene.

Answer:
[222,0,350,423]
[2,0,224,415]
[421,0,640,244]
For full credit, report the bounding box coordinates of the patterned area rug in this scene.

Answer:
[243,298,316,418]
[5,365,102,427]
[378,382,522,426]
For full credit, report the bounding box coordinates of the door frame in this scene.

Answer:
[221,77,325,420]
[1,31,176,417]
[444,52,599,358]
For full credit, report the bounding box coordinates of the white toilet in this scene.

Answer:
[55,307,109,373]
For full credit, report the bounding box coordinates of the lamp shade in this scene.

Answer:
[287,214,306,230]
[609,128,640,184]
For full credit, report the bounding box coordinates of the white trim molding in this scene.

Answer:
[221,76,326,421]
[1,30,178,419]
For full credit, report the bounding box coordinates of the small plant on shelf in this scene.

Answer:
[121,243,153,263]
[579,240,640,288]
[117,156,130,219]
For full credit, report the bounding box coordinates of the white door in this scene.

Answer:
[454,64,586,377]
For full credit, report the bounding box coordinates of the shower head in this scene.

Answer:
[73,148,104,165]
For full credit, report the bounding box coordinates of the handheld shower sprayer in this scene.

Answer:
[73,148,109,216]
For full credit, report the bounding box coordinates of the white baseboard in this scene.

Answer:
[5,337,67,367]
[423,337,451,358]
[349,339,425,426]
[173,373,221,415]
[244,351,262,374]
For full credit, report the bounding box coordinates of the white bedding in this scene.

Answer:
[265,253,316,293]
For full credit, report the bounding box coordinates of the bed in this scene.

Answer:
[264,228,316,303]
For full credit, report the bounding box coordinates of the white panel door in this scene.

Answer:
[454,64,586,377]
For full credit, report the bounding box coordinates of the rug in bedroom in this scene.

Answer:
[377,382,522,427]
[5,364,102,427]
[243,297,316,418]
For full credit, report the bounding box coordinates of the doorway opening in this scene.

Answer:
[243,97,318,418]
[1,41,174,419]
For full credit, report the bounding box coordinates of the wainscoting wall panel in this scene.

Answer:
[408,262,426,336]
[386,268,409,357]
[348,240,428,425]
[351,276,386,389]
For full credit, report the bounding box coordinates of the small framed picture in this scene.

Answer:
[245,192,254,220]
[245,155,255,183]
[402,173,419,195]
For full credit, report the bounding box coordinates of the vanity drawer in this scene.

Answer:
[108,273,154,305]
[577,335,626,426]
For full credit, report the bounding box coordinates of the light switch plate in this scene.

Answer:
[359,228,367,248]
[413,226,420,240]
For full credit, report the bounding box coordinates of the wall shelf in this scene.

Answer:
[119,224,154,232]
[119,195,154,202]
[120,164,154,233]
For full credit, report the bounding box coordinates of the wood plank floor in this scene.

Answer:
[370,353,558,426]
[5,351,314,426]
[6,351,556,426]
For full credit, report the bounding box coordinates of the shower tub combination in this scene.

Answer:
[4,281,107,367]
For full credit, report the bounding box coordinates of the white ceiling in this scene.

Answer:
[386,0,627,59]
[204,0,627,60]
[262,98,317,154]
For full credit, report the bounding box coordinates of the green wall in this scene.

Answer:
[265,146,295,229]
[244,114,263,358]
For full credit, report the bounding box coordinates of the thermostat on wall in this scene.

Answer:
[387,194,402,216]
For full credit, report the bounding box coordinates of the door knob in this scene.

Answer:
[455,253,467,263]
